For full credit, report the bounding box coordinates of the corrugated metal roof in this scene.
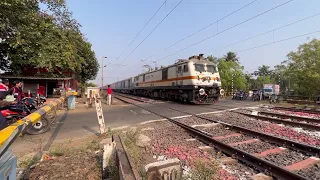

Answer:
[0,76,72,80]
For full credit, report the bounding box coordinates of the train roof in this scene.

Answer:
[114,54,217,83]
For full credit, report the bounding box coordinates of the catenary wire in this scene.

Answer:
[212,12,320,53]
[155,0,294,62]
[237,29,320,53]
[117,0,168,59]
[116,0,184,68]
[143,0,259,60]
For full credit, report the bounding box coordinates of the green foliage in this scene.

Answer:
[223,51,239,62]
[207,55,218,64]
[217,59,247,92]
[0,0,98,83]
[188,158,219,180]
[285,39,320,97]
[258,65,272,75]
[86,82,98,87]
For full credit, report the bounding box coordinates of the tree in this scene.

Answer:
[0,0,98,83]
[258,65,272,75]
[218,60,247,93]
[285,38,320,97]
[223,52,239,62]
[86,82,97,87]
[207,55,219,64]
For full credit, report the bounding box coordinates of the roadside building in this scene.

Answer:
[0,67,79,97]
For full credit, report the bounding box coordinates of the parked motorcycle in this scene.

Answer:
[0,100,50,134]
[24,96,57,124]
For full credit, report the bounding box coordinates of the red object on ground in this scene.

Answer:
[107,87,112,95]
[262,124,320,146]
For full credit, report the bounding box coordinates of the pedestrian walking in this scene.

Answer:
[107,85,112,105]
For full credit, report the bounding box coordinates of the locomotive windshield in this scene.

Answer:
[206,65,216,73]
[194,64,205,72]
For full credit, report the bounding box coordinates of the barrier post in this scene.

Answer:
[0,147,17,180]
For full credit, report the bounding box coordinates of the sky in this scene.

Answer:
[65,0,320,86]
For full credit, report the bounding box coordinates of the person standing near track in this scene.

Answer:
[107,85,112,105]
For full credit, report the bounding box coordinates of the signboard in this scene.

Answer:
[86,87,100,99]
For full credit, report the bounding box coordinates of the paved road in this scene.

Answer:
[10,99,259,157]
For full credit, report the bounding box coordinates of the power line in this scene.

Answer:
[117,0,184,68]
[143,0,259,60]
[156,0,294,62]
[212,12,320,53]
[117,0,167,59]
[236,29,320,53]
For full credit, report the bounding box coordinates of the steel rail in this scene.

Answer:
[114,95,308,180]
[166,107,320,156]
[113,135,137,180]
[259,111,320,123]
[273,106,320,115]
[237,112,320,131]
[114,93,149,103]
[115,94,320,156]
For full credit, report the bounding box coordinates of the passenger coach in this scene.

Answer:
[111,54,221,104]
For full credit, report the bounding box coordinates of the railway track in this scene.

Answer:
[114,94,320,180]
[273,106,320,115]
[112,135,138,180]
[114,92,241,112]
[236,110,320,131]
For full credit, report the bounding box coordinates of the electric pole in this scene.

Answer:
[101,56,125,89]
[101,56,107,90]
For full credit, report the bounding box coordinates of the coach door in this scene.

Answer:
[176,65,183,86]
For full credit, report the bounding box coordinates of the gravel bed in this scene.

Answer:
[235,141,277,154]
[218,135,251,144]
[137,116,260,179]
[199,126,234,137]
[263,150,307,166]
[297,163,320,180]
[269,109,320,119]
[141,121,210,167]
[176,116,211,126]
[201,112,320,146]
[291,127,320,140]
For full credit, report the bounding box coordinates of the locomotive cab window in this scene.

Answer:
[194,64,205,72]
[183,65,188,72]
[177,66,182,73]
[206,65,216,73]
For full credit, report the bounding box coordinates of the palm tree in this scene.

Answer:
[207,55,219,64]
[223,52,239,62]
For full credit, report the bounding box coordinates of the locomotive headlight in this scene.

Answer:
[199,88,206,95]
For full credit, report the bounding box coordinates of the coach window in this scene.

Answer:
[143,75,145,82]
[183,64,188,72]
[177,66,182,73]
[162,68,168,80]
